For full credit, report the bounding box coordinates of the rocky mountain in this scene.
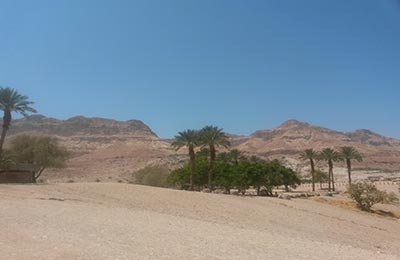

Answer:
[5,115,177,182]
[236,119,400,153]
[9,114,157,138]
[4,116,400,182]
[234,120,400,176]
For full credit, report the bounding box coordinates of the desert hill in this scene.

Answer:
[5,115,178,182]
[4,115,400,182]
[234,120,400,174]
[239,119,400,153]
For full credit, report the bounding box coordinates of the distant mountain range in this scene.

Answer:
[9,114,157,138]
[233,119,400,159]
[5,115,400,182]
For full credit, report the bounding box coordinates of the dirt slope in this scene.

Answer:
[0,183,399,260]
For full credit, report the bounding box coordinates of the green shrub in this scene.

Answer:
[10,135,69,182]
[133,165,171,188]
[348,181,399,211]
[167,153,210,190]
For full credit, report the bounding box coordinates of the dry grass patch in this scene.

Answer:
[313,196,400,219]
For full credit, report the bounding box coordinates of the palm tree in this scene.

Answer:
[319,148,342,192]
[299,149,318,192]
[339,146,362,186]
[171,129,199,190]
[228,149,242,166]
[199,125,230,191]
[0,87,36,152]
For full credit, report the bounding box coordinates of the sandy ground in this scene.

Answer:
[0,183,399,260]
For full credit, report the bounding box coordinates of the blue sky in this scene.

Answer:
[0,0,399,138]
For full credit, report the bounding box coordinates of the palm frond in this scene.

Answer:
[171,129,200,151]
[199,125,231,148]
[319,148,342,162]
[340,146,363,162]
[0,87,37,117]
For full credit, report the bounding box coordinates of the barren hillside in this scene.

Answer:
[234,120,400,174]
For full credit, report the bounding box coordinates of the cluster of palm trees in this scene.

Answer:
[0,87,36,154]
[171,126,230,191]
[300,147,362,192]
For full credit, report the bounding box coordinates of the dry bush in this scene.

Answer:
[133,165,171,188]
[348,181,399,212]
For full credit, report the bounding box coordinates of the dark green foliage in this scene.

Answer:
[168,150,301,195]
[348,181,399,212]
[133,165,172,188]
[214,160,236,193]
[168,165,191,188]
[168,150,209,190]
[248,159,300,194]
[278,162,301,192]
[213,150,248,193]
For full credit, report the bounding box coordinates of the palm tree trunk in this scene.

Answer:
[346,159,352,186]
[0,111,11,153]
[208,144,216,191]
[328,161,332,192]
[329,160,335,192]
[310,158,315,192]
[0,127,8,153]
[189,146,195,191]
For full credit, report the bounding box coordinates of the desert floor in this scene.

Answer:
[0,183,399,260]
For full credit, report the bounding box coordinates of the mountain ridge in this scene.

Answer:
[252,119,397,141]
[4,115,400,182]
[8,114,158,138]
[10,115,399,140]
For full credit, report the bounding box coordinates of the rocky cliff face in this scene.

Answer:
[238,119,400,153]
[8,115,157,138]
[233,120,400,174]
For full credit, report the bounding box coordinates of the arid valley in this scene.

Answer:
[6,115,400,183]
[1,115,399,260]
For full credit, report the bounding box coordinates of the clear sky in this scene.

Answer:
[1,0,399,138]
